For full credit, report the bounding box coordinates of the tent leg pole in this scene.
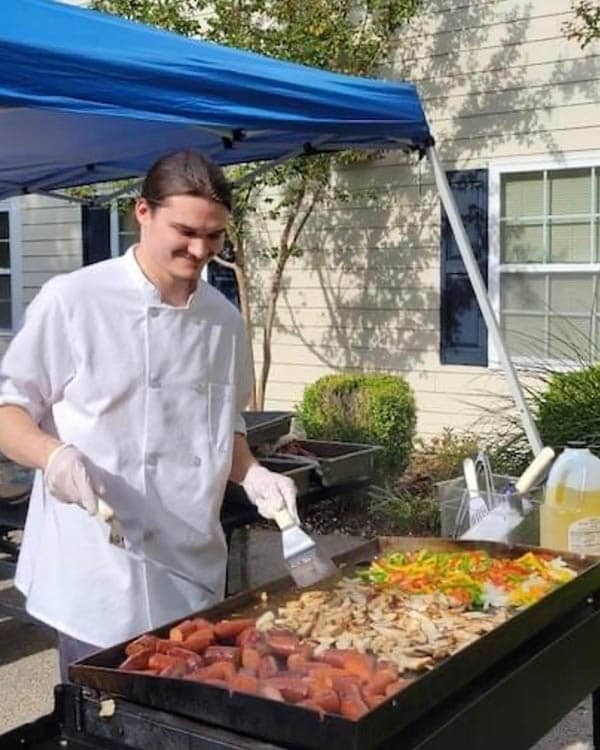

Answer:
[426,145,543,456]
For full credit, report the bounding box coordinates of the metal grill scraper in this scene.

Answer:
[273,508,337,588]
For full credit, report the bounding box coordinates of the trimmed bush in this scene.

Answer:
[297,373,416,473]
[534,364,600,452]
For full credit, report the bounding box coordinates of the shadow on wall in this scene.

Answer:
[246,0,596,392]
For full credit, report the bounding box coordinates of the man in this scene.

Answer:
[0,150,297,679]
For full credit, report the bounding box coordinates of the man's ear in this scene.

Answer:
[135,198,152,225]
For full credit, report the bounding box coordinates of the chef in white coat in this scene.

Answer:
[0,150,297,679]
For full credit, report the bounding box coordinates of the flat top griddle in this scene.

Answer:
[69,537,600,750]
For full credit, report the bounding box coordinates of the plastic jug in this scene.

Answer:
[540,442,600,554]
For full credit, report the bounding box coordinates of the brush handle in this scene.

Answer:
[273,507,295,531]
[515,446,555,494]
[463,458,481,499]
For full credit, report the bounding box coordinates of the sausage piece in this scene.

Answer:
[119,648,153,671]
[229,672,259,695]
[147,653,188,672]
[181,629,215,654]
[203,645,241,667]
[241,647,262,672]
[124,634,159,656]
[337,683,369,721]
[257,654,279,679]
[262,676,309,703]
[165,646,204,670]
[214,618,256,642]
[264,629,301,656]
[169,619,198,642]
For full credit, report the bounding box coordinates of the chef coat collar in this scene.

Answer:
[122,246,203,309]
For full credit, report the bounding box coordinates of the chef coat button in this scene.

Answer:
[149,377,161,389]
[193,456,202,467]
[143,529,154,542]
[149,308,160,318]
[146,452,158,467]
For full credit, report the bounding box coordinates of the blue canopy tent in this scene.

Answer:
[0,0,542,454]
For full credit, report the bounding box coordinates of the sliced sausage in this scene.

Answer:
[187,660,237,683]
[159,662,189,679]
[119,648,153,671]
[257,654,279,679]
[124,634,159,656]
[169,619,198,642]
[203,645,241,667]
[181,629,215,654]
[147,653,187,672]
[262,676,309,703]
[258,684,285,702]
[229,672,259,695]
[385,678,412,697]
[308,688,340,714]
[264,629,301,656]
[241,646,262,672]
[165,646,204,670]
[370,667,397,694]
[214,618,256,642]
[337,683,369,721]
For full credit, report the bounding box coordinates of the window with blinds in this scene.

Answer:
[499,167,600,362]
[0,211,11,330]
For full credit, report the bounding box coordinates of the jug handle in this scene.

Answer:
[548,453,587,512]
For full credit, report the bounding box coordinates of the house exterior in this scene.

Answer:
[1,0,599,439]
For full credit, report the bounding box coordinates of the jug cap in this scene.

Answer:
[566,440,587,449]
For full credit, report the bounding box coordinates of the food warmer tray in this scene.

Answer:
[242,412,293,448]
[274,439,381,486]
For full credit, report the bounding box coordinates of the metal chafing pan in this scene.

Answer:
[273,439,381,486]
[70,537,600,750]
[242,411,293,448]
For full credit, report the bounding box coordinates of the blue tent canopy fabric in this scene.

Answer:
[0,0,432,199]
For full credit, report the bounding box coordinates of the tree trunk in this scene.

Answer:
[256,183,313,409]
[232,261,258,409]
[257,261,284,409]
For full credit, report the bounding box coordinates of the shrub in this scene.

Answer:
[367,483,440,536]
[406,428,480,484]
[297,373,416,474]
[534,364,600,452]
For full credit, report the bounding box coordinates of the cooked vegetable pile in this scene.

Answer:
[358,549,577,608]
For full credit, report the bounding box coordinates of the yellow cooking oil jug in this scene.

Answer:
[540,442,600,554]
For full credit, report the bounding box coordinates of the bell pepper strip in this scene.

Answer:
[356,550,577,610]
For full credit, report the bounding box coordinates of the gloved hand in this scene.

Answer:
[242,463,299,524]
[44,443,106,515]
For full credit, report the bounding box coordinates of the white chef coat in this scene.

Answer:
[0,248,253,647]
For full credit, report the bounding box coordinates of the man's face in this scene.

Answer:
[135,194,228,283]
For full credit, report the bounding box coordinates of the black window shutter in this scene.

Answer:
[440,169,489,366]
[81,205,111,266]
[207,262,240,309]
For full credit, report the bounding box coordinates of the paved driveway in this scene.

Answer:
[0,530,594,747]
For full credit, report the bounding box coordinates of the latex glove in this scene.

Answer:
[44,443,106,515]
[242,463,299,523]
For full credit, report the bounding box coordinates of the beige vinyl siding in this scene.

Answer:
[21,195,81,307]
[257,0,600,438]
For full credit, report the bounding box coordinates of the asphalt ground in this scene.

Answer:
[0,528,594,748]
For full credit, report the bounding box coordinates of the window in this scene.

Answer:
[109,200,138,257]
[490,159,600,366]
[0,210,11,329]
[115,200,137,255]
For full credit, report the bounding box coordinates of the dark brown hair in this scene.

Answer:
[141,150,232,211]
